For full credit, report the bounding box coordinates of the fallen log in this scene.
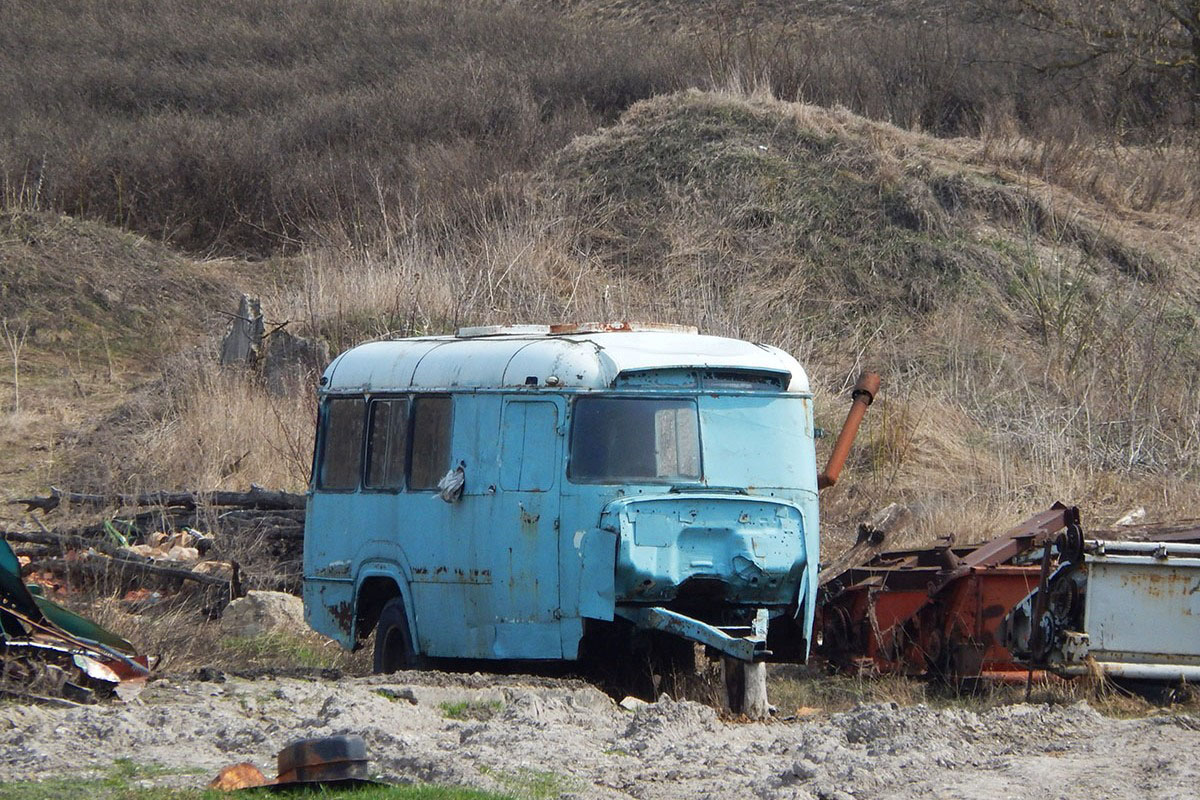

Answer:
[2,529,130,559]
[10,485,305,515]
[10,544,55,558]
[22,556,231,588]
[216,508,306,523]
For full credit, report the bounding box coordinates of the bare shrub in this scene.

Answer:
[0,0,695,254]
[2,0,1194,257]
[113,359,314,492]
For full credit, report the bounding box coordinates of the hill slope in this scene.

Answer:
[0,209,239,500]
[5,90,1198,546]
[535,90,1200,537]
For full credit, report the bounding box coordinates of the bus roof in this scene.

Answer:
[322,327,810,393]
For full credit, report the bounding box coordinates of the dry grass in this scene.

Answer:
[976,132,1200,222]
[768,668,1200,717]
[0,208,242,506]
[2,0,1193,256]
[85,88,1199,547]
[81,595,371,675]
[132,362,314,492]
[0,0,696,254]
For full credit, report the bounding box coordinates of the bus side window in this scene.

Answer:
[366,398,409,490]
[318,396,365,490]
[408,395,452,490]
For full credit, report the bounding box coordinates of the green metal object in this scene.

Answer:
[0,537,137,654]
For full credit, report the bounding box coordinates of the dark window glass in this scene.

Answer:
[318,397,365,490]
[366,398,409,490]
[408,395,453,490]
[569,397,700,483]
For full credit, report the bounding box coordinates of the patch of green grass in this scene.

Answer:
[219,631,345,670]
[0,759,204,800]
[437,699,504,721]
[477,766,579,800]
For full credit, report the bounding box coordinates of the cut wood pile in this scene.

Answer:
[3,485,305,608]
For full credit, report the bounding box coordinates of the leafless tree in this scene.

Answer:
[1,318,29,414]
[1013,0,1199,122]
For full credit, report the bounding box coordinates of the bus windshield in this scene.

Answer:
[569,397,700,482]
[568,394,813,489]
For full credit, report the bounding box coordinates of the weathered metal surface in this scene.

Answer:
[546,322,700,336]
[321,328,810,393]
[1,537,149,702]
[1005,539,1200,681]
[605,495,806,607]
[304,328,826,668]
[817,372,880,490]
[275,735,373,786]
[615,606,770,662]
[815,505,1075,681]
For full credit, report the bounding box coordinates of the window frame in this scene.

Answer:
[406,393,454,492]
[566,394,704,486]
[363,396,410,492]
[315,394,367,493]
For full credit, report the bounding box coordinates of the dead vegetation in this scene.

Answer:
[767,668,1200,718]
[0,0,1198,706]
[138,88,1195,551]
[2,0,1194,255]
[8,86,1197,548]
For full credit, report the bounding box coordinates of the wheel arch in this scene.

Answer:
[354,565,417,650]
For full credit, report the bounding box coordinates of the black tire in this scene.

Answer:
[373,596,421,674]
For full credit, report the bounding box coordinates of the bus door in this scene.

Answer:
[491,398,564,657]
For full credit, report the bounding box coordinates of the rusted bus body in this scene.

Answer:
[302,324,835,672]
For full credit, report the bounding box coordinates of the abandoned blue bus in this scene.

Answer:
[303,323,844,689]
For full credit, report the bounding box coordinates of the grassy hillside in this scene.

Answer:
[0,0,692,254]
[1,0,1197,547]
[0,208,239,501]
[2,0,1191,256]
[541,91,1200,539]
[51,88,1193,547]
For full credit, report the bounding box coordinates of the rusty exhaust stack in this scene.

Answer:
[818,372,881,491]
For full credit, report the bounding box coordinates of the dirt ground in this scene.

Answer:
[3,670,1199,799]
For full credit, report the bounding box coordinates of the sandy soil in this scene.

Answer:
[3,671,1200,799]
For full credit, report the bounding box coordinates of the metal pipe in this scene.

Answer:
[1056,662,1200,682]
[818,372,881,491]
[1084,539,1200,556]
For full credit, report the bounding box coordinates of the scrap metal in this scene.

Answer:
[209,735,381,792]
[1003,536,1200,682]
[1,537,149,704]
[816,504,1077,683]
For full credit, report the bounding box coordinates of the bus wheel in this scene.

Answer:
[373,597,420,673]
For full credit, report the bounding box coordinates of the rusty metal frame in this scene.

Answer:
[816,504,1077,682]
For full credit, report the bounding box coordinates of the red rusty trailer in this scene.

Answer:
[815,505,1077,683]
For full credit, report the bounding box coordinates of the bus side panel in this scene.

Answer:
[304,577,356,648]
[411,582,496,657]
[305,490,364,646]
